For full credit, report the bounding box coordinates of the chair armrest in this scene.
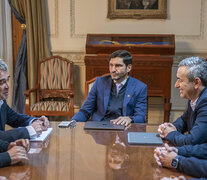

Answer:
[40,89,74,99]
[24,87,38,96]
[24,88,37,115]
[68,91,74,97]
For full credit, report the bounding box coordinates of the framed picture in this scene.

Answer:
[107,0,167,19]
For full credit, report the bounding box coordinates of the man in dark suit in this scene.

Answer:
[72,50,147,126]
[154,143,207,178]
[0,59,49,140]
[0,128,30,142]
[0,139,29,167]
[158,57,207,146]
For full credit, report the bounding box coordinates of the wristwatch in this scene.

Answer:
[171,155,180,168]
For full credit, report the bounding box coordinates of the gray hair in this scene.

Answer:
[0,59,8,72]
[178,57,207,86]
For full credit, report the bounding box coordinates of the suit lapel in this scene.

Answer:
[0,101,5,130]
[195,87,207,109]
[104,78,112,112]
[123,77,134,115]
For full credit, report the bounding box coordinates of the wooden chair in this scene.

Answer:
[85,73,148,122]
[24,56,74,118]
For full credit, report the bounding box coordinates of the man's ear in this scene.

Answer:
[127,64,132,73]
[194,77,201,89]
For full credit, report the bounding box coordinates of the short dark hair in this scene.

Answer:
[109,50,132,66]
[178,57,207,86]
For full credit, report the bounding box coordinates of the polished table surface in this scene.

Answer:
[0,122,193,180]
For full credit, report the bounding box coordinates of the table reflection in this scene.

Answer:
[0,165,30,180]
[0,122,193,180]
[108,134,129,170]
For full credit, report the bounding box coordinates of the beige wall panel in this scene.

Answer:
[50,0,85,51]
[75,0,200,36]
[48,0,58,37]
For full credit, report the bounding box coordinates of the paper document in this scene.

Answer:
[30,128,53,142]
[28,148,42,154]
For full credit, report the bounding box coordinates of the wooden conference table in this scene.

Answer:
[0,122,193,180]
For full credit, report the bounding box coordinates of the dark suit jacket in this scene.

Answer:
[0,129,30,142]
[177,143,207,159]
[0,100,33,140]
[72,75,147,123]
[0,139,11,167]
[166,87,207,146]
[0,139,9,152]
[177,156,207,178]
[176,143,207,178]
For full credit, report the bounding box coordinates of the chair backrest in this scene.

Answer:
[85,73,110,100]
[38,56,74,101]
[39,56,73,90]
[85,77,96,100]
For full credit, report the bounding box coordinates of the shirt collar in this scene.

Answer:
[114,76,128,86]
[0,100,4,109]
[190,98,198,111]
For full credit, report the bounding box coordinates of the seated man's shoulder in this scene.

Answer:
[97,75,111,82]
[130,76,147,88]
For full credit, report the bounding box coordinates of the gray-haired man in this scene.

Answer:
[158,57,207,146]
[0,59,49,141]
[155,57,207,178]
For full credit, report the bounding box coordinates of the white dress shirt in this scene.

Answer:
[0,100,37,138]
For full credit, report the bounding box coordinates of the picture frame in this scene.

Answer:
[107,0,167,19]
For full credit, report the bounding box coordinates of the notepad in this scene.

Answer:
[30,128,53,142]
[127,132,163,145]
[28,148,42,154]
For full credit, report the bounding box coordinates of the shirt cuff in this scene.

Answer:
[26,125,37,138]
[29,118,37,125]
[0,152,11,167]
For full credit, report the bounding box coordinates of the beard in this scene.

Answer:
[111,72,128,82]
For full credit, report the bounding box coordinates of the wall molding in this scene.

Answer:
[70,0,205,40]
[52,50,207,64]
[49,0,59,38]
[52,50,85,63]
[173,55,190,66]
[70,0,85,38]
[176,0,205,40]
[173,52,207,66]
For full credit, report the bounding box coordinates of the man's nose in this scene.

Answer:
[175,80,179,88]
[5,81,9,88]
[111,66,116,72]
